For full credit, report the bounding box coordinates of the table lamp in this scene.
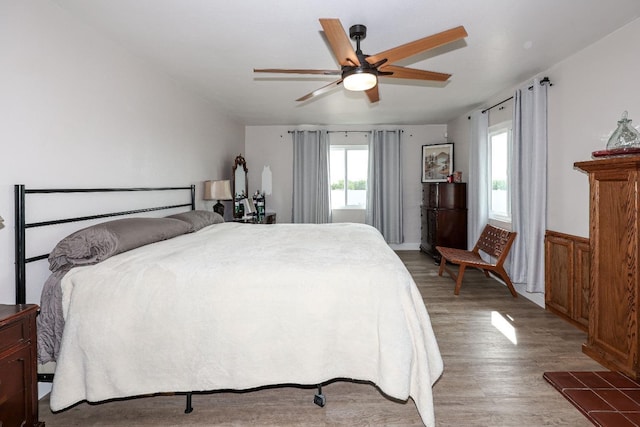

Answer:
[204,180,232,216]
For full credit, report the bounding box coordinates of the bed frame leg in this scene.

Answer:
[185,392,193,414]
[313,384,325,407]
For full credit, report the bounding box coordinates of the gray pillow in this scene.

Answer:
[48,217,191,273]
[166,210,224,232]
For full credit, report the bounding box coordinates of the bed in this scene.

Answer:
[15,184,444,426]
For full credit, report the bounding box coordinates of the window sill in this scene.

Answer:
[488,217,512,230]
[332,207,366,211]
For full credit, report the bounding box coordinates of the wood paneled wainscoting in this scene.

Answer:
[544,230,590,332]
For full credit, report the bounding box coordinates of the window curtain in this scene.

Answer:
[366,129,403,243]
[468,111,489,250]
[292,130,331,224]
[508,78,549,293]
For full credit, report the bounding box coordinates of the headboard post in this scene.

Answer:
[191,185,196,210]
[15,184,26,305]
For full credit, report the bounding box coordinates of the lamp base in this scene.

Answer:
[213,201,225,217]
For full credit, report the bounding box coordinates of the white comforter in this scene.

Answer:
[51,222,443,426]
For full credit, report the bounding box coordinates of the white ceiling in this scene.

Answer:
[53,0,640,126]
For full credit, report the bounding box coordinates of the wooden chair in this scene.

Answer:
[437,224,518,297]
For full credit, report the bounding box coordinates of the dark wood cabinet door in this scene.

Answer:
[423,182,466,209]
[420,183,467,261]
[428,209,467,248]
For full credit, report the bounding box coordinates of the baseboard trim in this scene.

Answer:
[389,243,420,251]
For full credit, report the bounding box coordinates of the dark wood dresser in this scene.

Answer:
[420,182,467,262]
[575,155,640,379]
[0,304,44,427]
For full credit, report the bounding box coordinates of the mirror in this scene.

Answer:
[232,153,248,198]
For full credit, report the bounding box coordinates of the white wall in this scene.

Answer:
[447,17,640,239]
[546,17,640,237]
[0,0,244,305]
[245,124,447,248]
[244,126,293,223]
[445,17,640,306]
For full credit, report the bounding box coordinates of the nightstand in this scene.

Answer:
[0,304,44,427]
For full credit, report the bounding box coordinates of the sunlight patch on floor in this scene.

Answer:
[491,310,517,345]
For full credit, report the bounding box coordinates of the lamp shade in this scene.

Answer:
[204,180,232,201]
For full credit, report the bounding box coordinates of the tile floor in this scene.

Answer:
[544,371,640,426]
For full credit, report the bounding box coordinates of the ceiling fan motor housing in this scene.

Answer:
[349,24,367,41]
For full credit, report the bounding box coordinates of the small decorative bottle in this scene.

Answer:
[253,190,265,221]
[234,195,240,217]
[235,191,245,218]
[257,192,265,221]
[606,111,640,151]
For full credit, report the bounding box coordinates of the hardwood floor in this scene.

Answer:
[39,250,601,426]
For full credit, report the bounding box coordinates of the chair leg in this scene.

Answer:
[438,256,447,276]
[454,264,466,295]
[496,268,518,298]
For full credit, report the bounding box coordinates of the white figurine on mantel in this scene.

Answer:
[606,111,640,150]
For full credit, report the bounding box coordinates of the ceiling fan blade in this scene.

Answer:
[319,18,359,67]
[296,79,343,102]
[379,65,451,81]
[365,85,380,103]
[254,68,341,75]
[367,26,467,65]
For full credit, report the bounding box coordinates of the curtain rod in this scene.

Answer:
[287,130,403,134]
[468,77,553,119]
[287,130,369,134]
[481,96,514,115]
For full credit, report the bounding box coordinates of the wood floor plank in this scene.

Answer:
[39,250,601,426]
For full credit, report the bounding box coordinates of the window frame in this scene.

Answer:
[330,144,368,210]
[487,121,513,223]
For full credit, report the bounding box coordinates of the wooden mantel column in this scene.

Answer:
[575,155,640,379]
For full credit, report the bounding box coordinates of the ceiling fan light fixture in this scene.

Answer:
[343,69,377,91]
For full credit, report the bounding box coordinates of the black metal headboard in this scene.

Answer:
[14,185,196,304]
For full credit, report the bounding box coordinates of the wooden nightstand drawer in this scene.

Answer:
[0,318,28,355]
[0,344,28,389]
[0,345,30,425]
[0,304,43,427]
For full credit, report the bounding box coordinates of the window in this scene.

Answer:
[488,123,512,222]
[330,145,368,209]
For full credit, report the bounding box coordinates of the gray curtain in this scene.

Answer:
[366,129,403,243]
[292,130,331,223]
[508,78,549,293]
[468,110,489,250]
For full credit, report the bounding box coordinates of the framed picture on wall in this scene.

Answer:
[421,143,454,182]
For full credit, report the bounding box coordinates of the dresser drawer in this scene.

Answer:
[0,318,28,355]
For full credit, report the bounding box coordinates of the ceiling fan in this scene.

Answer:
[254,18,467,103]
